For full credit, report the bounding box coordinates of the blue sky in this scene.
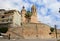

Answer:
[0,0,60,29]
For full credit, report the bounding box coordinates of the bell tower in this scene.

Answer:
[31,5,38,23]
[31,5,37,16]
[21,6,26,23]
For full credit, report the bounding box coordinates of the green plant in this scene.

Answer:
[57,39,60,41]
[50,27,54,32]
[25,11,32,23]
[0,27,8,33]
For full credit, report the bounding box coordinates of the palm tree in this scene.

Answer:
[25,11,32,23]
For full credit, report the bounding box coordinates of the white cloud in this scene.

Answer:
[29,0,37,3]
[37,0,60,29]
[40,7,47,16]
[38,15,55,26]
[49,2,60,12]
[0,0,31,11]
[0,0,60,29]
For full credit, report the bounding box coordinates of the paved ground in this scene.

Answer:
[0,39,57,41]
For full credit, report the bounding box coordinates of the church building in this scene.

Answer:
[21,5,38,23]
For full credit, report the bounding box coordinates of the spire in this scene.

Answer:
[22,6,25,9]
[22,6,25,10]
[21,6,26,13]
[31,5,36,9]
[31,4,36,16]
[21,6,26,14]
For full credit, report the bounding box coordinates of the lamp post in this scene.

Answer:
[54,8,60,39]
[55,25,57,38]
[59,8,60,13]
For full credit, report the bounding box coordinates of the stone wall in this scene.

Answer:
[22,23,51,39]
[6,23,52,39]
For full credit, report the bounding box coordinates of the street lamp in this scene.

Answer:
[59,8,60,13]
[55,25,57,38]
[55,8,60,39]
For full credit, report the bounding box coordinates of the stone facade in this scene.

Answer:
[6,5,52,39]
[21,5,38,23]
[0,9,21,27]
[0,5,57,39]
[6,23,51,39]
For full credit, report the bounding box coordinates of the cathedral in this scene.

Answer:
[0,5,57,39]
[21,5,38,23]
[0,5,39,27]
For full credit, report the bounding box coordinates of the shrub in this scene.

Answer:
[0,27,8,33]
[50,27,54,32]
[57,39,60,41]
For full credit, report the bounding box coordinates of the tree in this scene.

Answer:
[49,27,54,35]
[25,11,32,23]
[50,27,54,32]
[0,27,8,33]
